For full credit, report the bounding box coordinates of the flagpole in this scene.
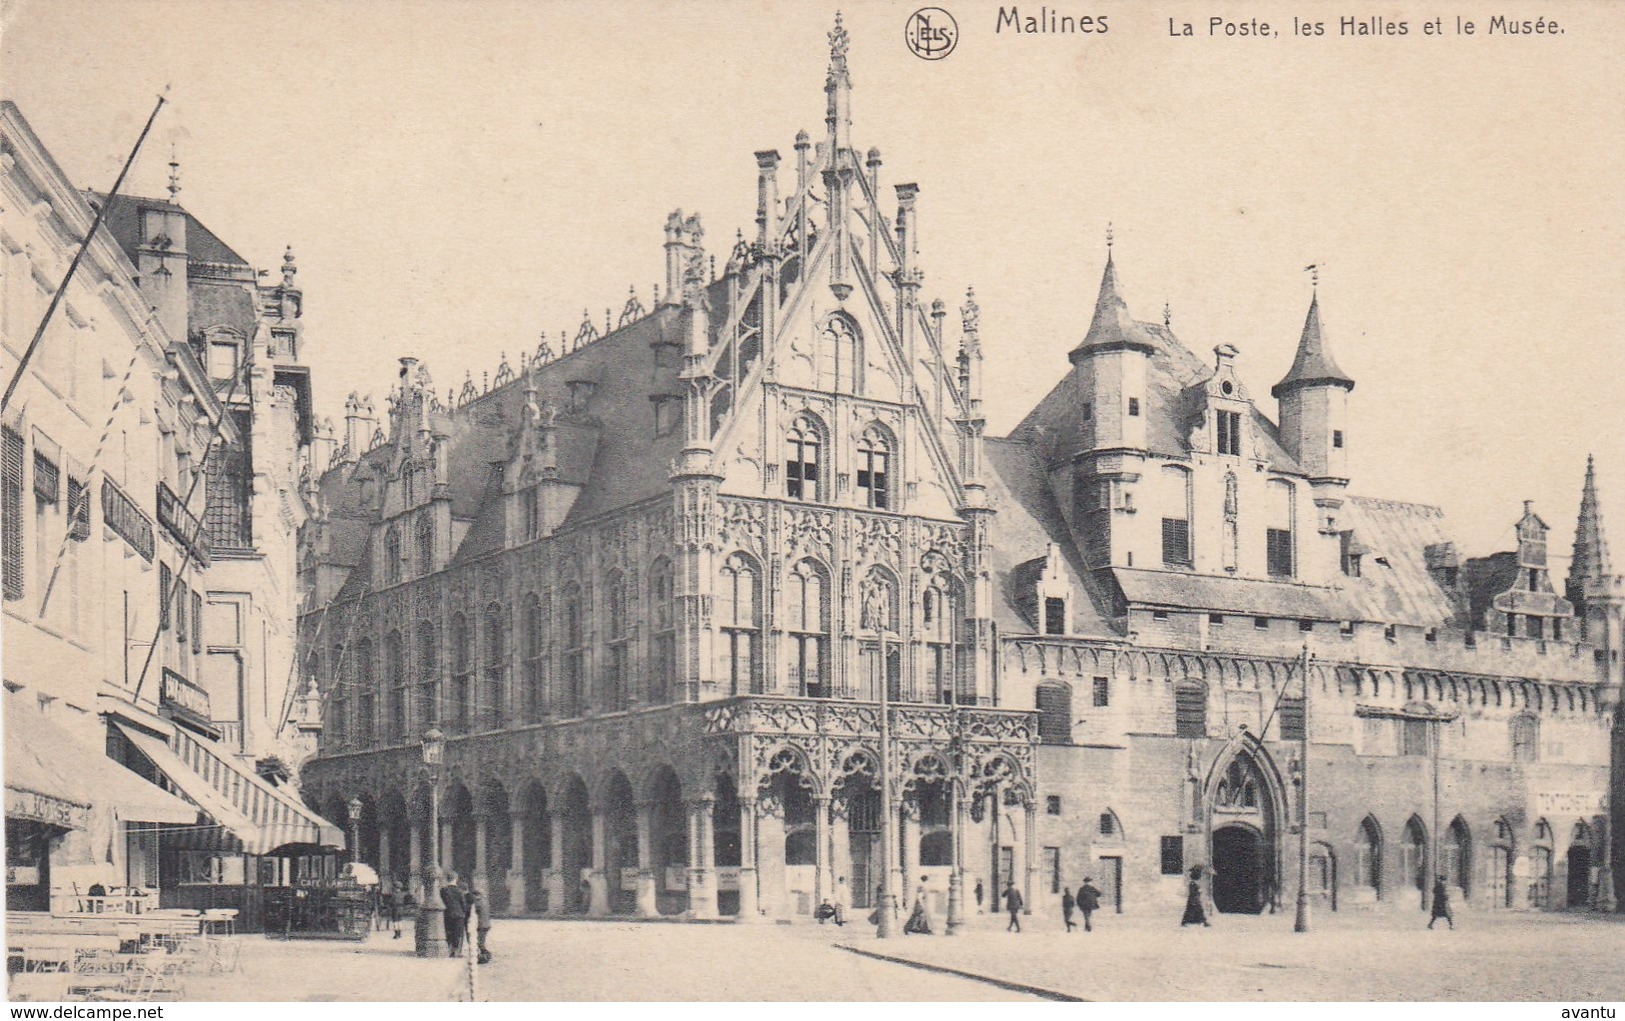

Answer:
[2,92,168,414]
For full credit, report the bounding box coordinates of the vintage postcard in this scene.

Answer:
[1,0,1621,1007]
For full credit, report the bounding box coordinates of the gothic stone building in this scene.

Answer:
[297,23,1621,922]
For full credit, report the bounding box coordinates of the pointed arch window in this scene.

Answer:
[415,513,434,575]
[561,582,585,717]
[719,553,761,694]
[1215,757,1261,809]
[856,425,892,510]
[383,524,402,585]
[522,593,546,722]
[1403,816,1429,896]
[385,630,406,740]
[649,558,677,704]
[922,573,964,704]
[786,559,829,698]
[482,602,508,729]
[355,638,376,746]
[604,570,630,712]
[416,621,439,727]
[817,314,862,394]
[451,612,471,732]
[785,415,824,502]
[1357,816,1383,896]
[1445,817,1472,894]
[328,640,348,748]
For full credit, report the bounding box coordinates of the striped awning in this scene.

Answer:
[4,695,192,828]
[112,722,344,854]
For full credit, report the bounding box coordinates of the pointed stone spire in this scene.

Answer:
[1570,455,1614,584]
[1272,290,1355,399]
[825,12,853,153]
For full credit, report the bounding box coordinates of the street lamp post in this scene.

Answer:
[1293,644,1311,934]
[415,728,448,958]
[946,691,965,935]
[347,797,363,866]
[875,628,897,939]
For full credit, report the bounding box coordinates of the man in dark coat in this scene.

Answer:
[1061,887,1077,931]
[1428,875,1454,929]
[1004,882,1024,932]
[440,871,468,957]
[1181,866,1209,927]
[974,879,985,912]
[1076,879,1102,932]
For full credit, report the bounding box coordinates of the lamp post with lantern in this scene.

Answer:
[347,797,363,866]
[415,728,448,958]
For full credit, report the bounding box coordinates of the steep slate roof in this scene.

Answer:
[1335,496,1461,627]
[96,192,251,269]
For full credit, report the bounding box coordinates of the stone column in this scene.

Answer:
[737,797,760,922]
[830,805,852,912]
[545,816,565,915]
[888,797,906,910]
[901,805,921,897]
[473,815,489,895]
[814,795,832,910]
[635,803,659,918]
[440,819,454,877]
[1023,800,1039,916]
[507,811,527,914]
[688,798,719,919]
[379,828,393,882]
[408,823,423,901]
[587,811,610,916]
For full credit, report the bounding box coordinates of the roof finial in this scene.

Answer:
[1105,222,1114,252]
[1305,263,1320,290]
[166,144,180,201]
[1163,301,1171,328]
[281,245,298,289]
[829,11,850,73]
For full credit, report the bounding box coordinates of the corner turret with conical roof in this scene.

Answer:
[1068,236,1152,457]
[1274,287,1354,484]
[1567,456,1623,671]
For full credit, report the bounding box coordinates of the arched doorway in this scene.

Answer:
[1207,749,1282,915]
[1566,822,1593,908]
[834,752,880,910]
[712,776,741,917]
[1212,825,1270,914]
[479,780,511,911]
[444,782,476,887]
[1489,819,1514,909]
[516,781,550,913]
[1530,819,1554,909]
[645,766,688,916]
[601,771,638,914]
[558,774,591,913]
[1402,816,1429,910]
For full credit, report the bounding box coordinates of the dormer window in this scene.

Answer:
[1216,410,1242,456]
[208,339,239,381]
[566,380,595,413]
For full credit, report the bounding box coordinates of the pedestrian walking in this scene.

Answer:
[386,876,405,939]
[904,881,933,934]
[470,886,493,963]
[1180,866,1209,927]
[1428,875,1454,930]
[974,879,985,913]
[1061,887,1076,931]
[441,871,468,957]
[1076,878,1101,933]
[1004,882,1024,932]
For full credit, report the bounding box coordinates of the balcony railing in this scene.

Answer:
[157,482,210,567]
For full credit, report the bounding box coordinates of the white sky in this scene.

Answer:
[3,0,1622,564]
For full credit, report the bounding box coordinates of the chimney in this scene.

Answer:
[663,210,687,306]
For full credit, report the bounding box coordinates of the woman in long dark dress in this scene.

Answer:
[1181,866,1210,927]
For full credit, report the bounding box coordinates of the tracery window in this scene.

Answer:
[719,553,761,694]
[856,425,892,510]
[355,638,376,747]
[604,571,630,712]
[415,513,434,575]
[1214,757,1260,809]
[385,630,406,740]
[451,612,471,732]
[786,559,829,698]
[522,593,546,722]
[922,574,963,703]
[650,558,677,704]
[816,314,862,394]
[482,602,508,729]
[416,622,438,726]
[561,583,584,716]
[785,415,824,502]
[383,524,401,585]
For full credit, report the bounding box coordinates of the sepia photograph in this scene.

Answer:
[1,0,1622,1006]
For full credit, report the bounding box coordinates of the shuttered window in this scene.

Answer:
[32,450,59,504]
[1267,528,1295,577]
[67,477,90,541]
[159,562,172,631]
[192,591,204,655]
[2,427,24,601]
[1161,517,1191,566]
[1036,683,1073,745]
[1174,683,1207,738]
[1160,836,1184,875]
[1216,410,1242,456]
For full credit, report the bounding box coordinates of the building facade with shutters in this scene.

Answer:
[1,101,339,925]
[295,22,1621,924]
